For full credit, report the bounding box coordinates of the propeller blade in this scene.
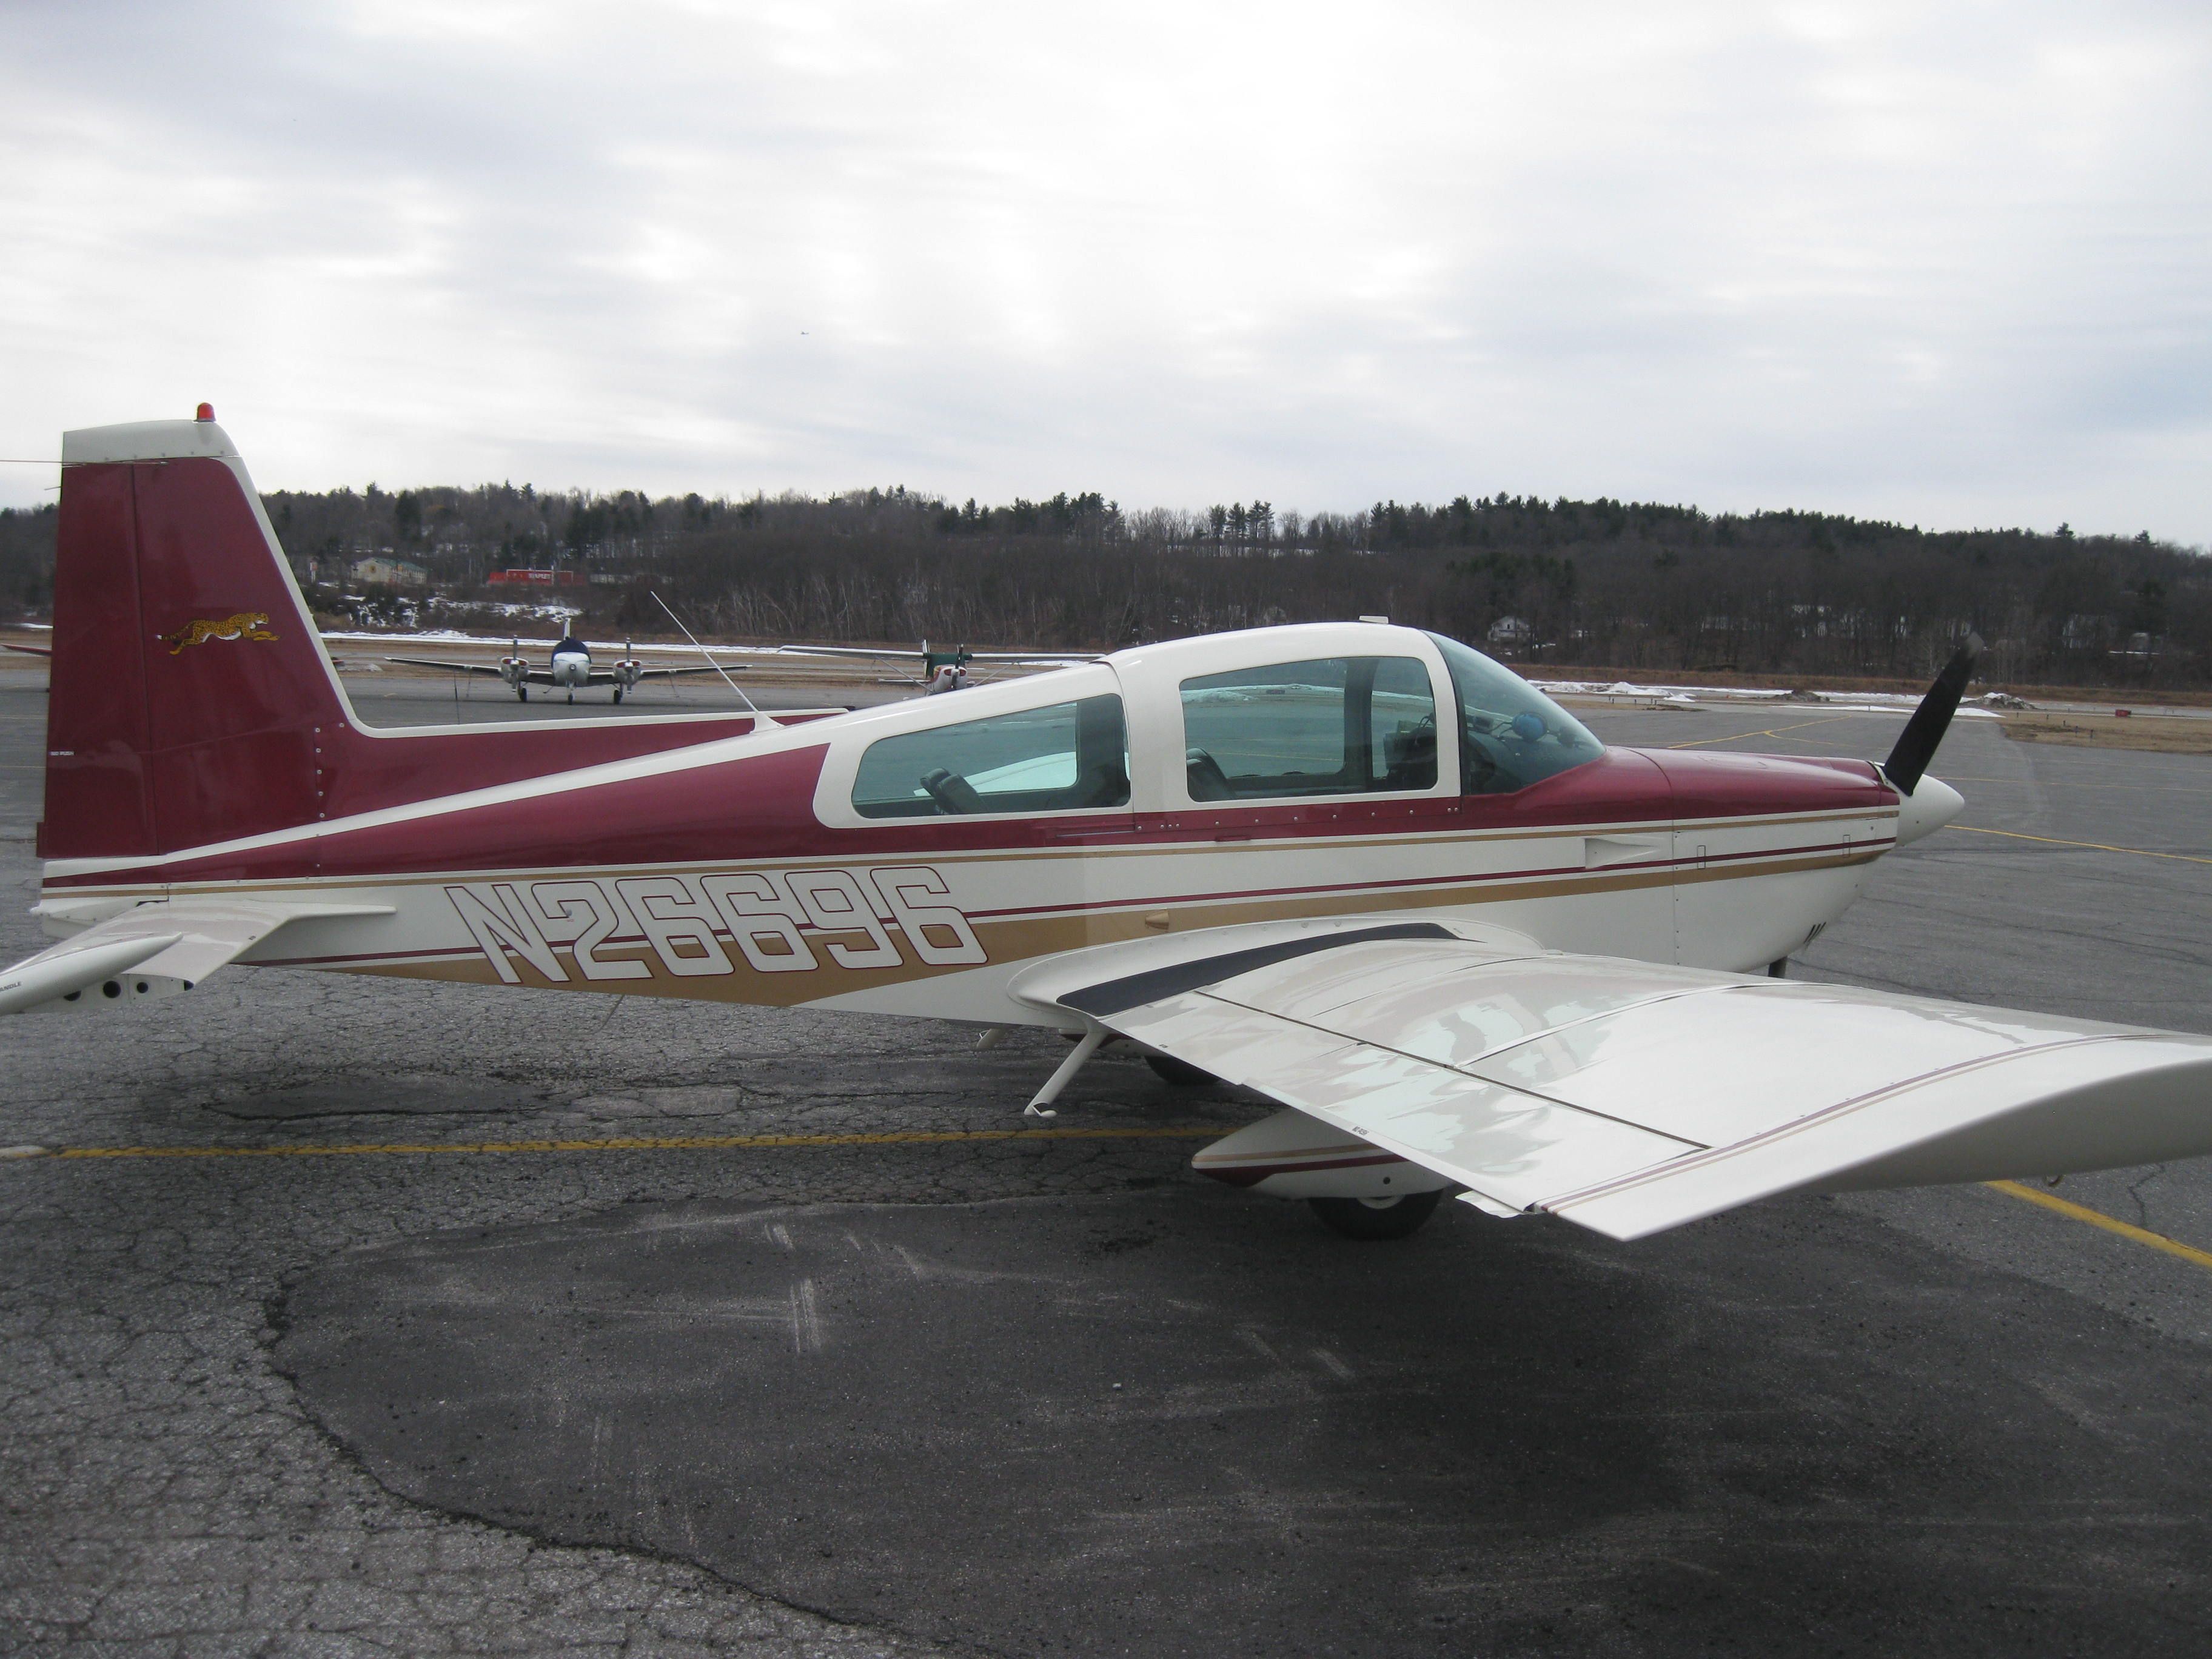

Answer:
[1883,632,1985,796]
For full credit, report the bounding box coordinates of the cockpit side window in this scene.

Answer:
[1179,656,1439,800]
[1424,632,1604,794]
[851,695,1130,818]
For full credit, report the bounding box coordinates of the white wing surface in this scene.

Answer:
[1010,920,2212,1240]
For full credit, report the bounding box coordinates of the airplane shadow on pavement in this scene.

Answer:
[275,1185,2212,1657]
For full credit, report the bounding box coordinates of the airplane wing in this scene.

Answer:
[773,645,917,660]
[1,897,393,1015]
[1008,919,2212,1241]
[4,642,53,657]
[775,646,1088,664]
[628,664,751,681]
[386,656,514,678]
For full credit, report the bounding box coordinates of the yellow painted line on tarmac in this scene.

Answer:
[1942,776,2212,795]
[1951,825,2212,866]
[18,1126,1225,1162]
[1987,1180,2212,1273]
[1666,716,1865,750]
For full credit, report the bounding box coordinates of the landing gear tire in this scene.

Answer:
[567,691,575,704]
[516,685,528,702]
[1145,1053,1218,1087]
[612,687,624,705]
[1308,1190,1444,1241]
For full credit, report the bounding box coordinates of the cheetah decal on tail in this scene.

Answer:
[159,612,277,654]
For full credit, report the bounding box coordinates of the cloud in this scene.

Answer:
[2,0,2207,541]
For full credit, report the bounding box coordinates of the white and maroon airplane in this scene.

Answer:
[6,412,2211,1242]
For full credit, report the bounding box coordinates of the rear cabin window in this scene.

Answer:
[851,695,1130,818]
[1179,656,1439,800]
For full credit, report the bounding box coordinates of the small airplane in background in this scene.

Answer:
[922,644,973,694]
[389,634,744,704]
[784,640,1074,694]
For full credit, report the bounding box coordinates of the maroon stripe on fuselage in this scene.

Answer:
[313,714,795,823]
[48,742,1897,889]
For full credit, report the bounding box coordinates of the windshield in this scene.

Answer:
[1425,632,1603,794]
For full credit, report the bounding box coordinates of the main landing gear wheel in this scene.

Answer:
[612,687,624,705]
[515,685,528,702]
[1309,1190,1444,1241]
[1145,1053,1218,1087]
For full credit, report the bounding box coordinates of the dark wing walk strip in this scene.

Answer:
[1056,923,1456,1017]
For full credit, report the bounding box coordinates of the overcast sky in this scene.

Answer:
[2,1,2207,540]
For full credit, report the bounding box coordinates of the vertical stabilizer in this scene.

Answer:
[44,418,346,859]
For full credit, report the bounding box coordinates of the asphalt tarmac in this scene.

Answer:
[4,672,2212,1656]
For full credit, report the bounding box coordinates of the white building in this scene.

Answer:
[350,556,428,588]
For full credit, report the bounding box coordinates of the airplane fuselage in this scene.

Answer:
[35,625,1923,1031]
[549,641,592,689]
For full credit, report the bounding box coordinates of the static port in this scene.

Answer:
[102,981,122,998]
[135,981,149,994]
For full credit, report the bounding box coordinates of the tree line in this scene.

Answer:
[2,483,2206,686]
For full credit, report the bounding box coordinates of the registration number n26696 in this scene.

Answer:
[444,865,987,983]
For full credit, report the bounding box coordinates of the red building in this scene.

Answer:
[486,568,589,586]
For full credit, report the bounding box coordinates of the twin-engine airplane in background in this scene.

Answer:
[7,413,2212,1244]
[391,634,739,704]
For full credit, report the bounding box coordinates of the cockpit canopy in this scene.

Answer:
[823,624,1604,821]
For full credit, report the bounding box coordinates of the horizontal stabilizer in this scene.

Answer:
[3,897,394,1014]
[0,931,183,1014]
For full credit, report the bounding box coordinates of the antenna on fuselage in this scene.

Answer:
[649,591,777,729]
